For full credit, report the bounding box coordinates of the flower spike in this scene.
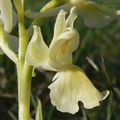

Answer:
[26,7,110,114]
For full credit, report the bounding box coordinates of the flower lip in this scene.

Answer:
[48,65,110,114]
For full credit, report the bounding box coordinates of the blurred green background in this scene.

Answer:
[0,0,120,120]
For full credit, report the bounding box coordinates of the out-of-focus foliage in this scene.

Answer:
[0,0,120,120]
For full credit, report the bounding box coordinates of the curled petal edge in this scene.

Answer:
[48,66,110,114]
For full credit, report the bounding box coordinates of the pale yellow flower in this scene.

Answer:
[49,65,109,114]
[26,7,78,70]
[70,0,118,28]
[0,0,18,55]
[25,0,119,28]
[26,7,110,114]
[0,0,13,33]
[0,35,18,55]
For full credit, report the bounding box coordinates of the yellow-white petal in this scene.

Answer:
[80,1,117,28]
[49,28,79,69]
[66,7,77,28]
[0,35,18,55]
[71,0,117,28]
[51,7,78,47]
[51,9,66,45]
[26,26,49,69]
[48,65,110,114]
[7,35,18,53]
[0,0,13,33]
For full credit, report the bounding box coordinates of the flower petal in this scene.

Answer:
[0,0,13,33]
[7,35,19,53]
[26,25,49,69]
[0,35,18,55]
[77,1,117,28]
[66,6,77,28]
[48,65,110,114]
[51,9,66,44]
[49,28,79,69]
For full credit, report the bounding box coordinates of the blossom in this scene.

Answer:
[0,0,18,55]
[48,66,109,113]
[70,0,118,28]
[26,7,110,114]
[0,35,18,55]
[0,0,13,33]
[26,7,78,70]
[25,0,119,28]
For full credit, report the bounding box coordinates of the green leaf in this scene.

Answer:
[0,48,4,55]
[35,99,43,120]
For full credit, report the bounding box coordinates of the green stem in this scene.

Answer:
[18,22,28,64]
[18,61,32,120]
[17,21,33,120]
[40,0,59,12]
[17,9,33,120]
[17,1,58,119]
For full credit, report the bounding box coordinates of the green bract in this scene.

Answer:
[13,0,24,14]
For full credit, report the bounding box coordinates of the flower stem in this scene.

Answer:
[17,26,33,120]
[17,9,33,120]
[17,61,32,120]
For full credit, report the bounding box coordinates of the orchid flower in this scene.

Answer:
[26,7,110,114]
[0,35,18,55]
[0,0,17,33]
[25,0,119,28]
[0,0,13,33]
[0,0,18,55]
[70,0,118,28]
